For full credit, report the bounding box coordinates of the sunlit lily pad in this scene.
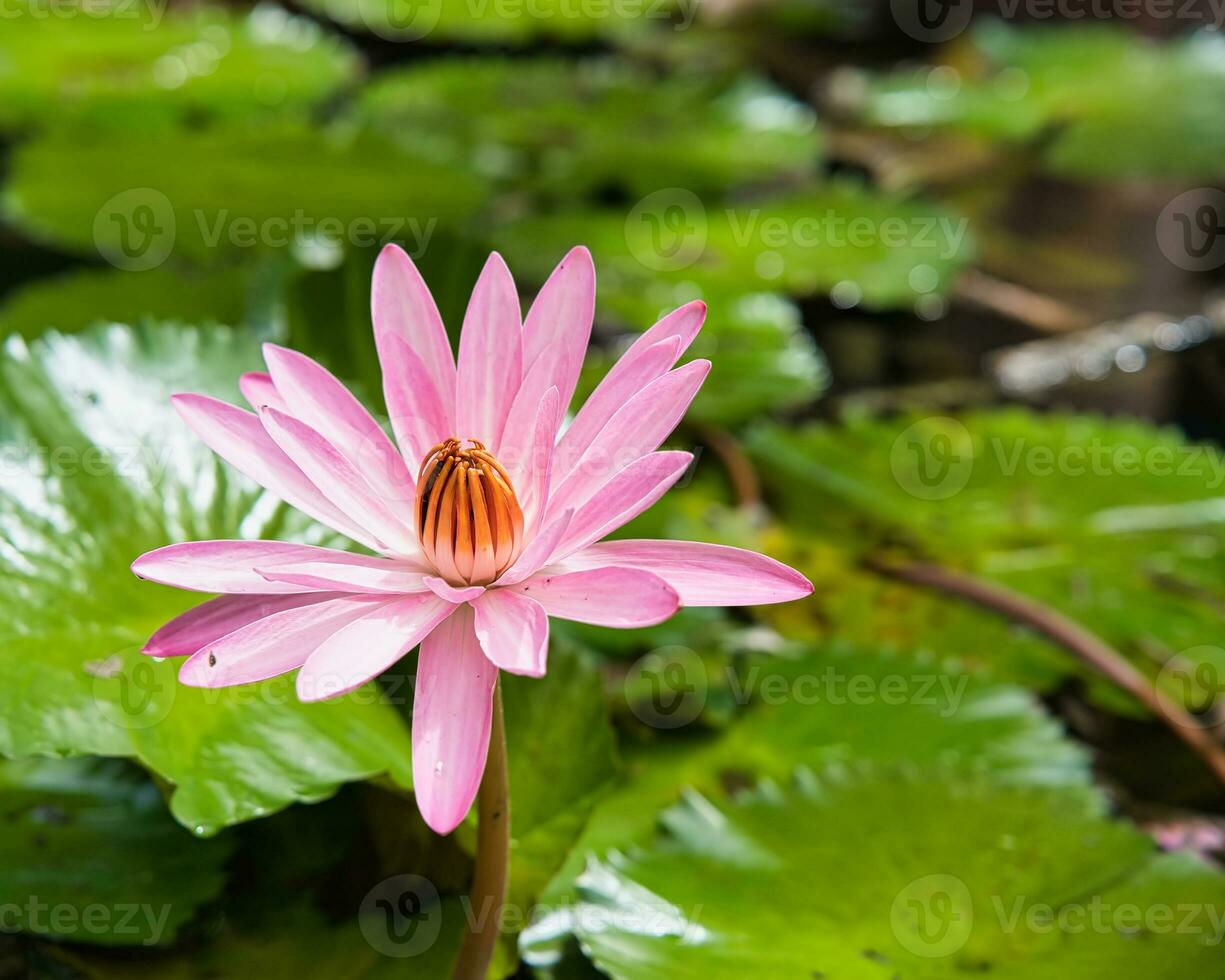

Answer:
[0,322,413,835]
[567,770,1225,978]
[522,647,1092,965]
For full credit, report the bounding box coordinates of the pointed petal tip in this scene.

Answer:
[419,804,467,836]
[377,241,410,262]
[483,249,511,271]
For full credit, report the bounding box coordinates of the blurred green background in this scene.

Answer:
[3,1,1225,977]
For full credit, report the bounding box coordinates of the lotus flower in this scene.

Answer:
[132,246,812,834]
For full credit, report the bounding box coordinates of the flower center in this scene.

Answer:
[416,439,524,586]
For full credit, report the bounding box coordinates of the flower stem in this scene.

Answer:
[453,677,510,980]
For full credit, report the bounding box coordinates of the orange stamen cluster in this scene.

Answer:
[416,439,524,586]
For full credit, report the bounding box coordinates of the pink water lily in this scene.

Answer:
[132,245,812,835]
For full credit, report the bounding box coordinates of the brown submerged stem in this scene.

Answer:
[866,557,1225,786]
[452,678,510,980]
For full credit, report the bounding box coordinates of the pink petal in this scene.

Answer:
[238,372,287,413]
[378,331,454,471]
[497,346,572,460]
[372,244,456,456]
[172,394,380,550]
[178,594,387,688]
[143,593,330,657]
[455,253,523,447]
[550,451,693,559]
[257,556,431,594]
[554,336,680,484]
[511,567,678,627]
[473,589,549,677]
[132,540,370,594]
[424,577,486,603]
[496,509,573,587]
[261,407,418,557]
[412,606,498,834]
[263,343,415,509]
[504,387,559,534]
[520,246,595,416]
[296,593,454,702]
[547,360,710,517]
[551,299,704,482]
[634,300,707,359]
[563,540,813,606]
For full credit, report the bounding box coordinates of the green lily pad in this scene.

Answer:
[360,59,820,197]
[856,23,1225,180]
[298,0,682,44]
[0,2,361,132]
[0,322,413,835]
[0,265,263,339]
[747,411,1225,712]
[0,757,232,946]
[3,123,489,266]
[522,647,1091,965]
[493,180,973,313]
[568,770,1225,978]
